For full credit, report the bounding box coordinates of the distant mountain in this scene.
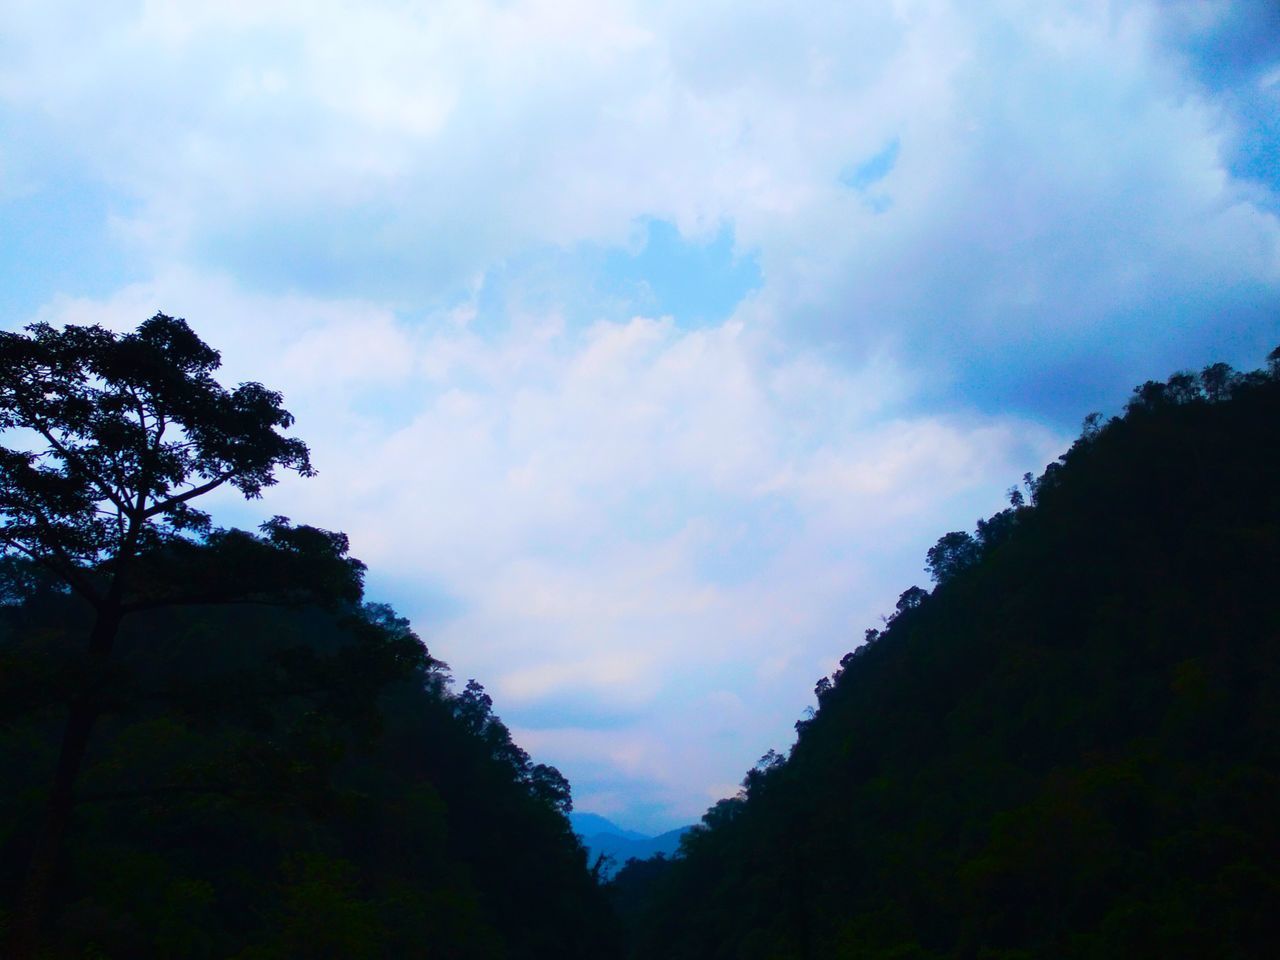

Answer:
[570,814,692,877]
[569,812,650,842]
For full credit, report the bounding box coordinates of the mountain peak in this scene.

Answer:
[568,812,651,842]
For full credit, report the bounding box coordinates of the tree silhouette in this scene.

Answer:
[924,530,980,584]
[0,314,358,956]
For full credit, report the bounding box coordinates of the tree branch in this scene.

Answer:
[27,419,133,518]
[0,535,102,608]
[144,471,236,519]
[126,383,148,437]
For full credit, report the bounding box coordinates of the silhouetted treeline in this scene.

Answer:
[613,350,1280,959]
[0,572,618,958]
[6,320,1279,957]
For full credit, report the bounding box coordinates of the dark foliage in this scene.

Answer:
[0,572,618,958]
[617,353,1280,959]
[0,314,315,591]
[0,315,360,955]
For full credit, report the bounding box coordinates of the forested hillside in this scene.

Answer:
[614,353,1280,959]
[0,575,618,958]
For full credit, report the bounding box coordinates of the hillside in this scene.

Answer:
[616,353,1280,959]
[0,582,618,958]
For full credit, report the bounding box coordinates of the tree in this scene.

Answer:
[925,530,981,584]
[0,314,359,956]
[527,763,574,814]
[1200,362,1238,403]
[893,585,929,614]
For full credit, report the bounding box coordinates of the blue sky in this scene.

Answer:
[3,0,1278,833]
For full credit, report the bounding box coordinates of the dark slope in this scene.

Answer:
[0,587,618,958]
[622,356,1280,960]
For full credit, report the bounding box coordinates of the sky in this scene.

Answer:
[2,0,1278,833]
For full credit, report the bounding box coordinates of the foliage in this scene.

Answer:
[0,572,617,958]
[0,314,314,598]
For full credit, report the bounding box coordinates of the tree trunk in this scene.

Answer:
[7,608,120,960]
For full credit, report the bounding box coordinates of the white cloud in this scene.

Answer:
[35,270,1064,826]
[6,1,1275,326]
[6,0,1279,828]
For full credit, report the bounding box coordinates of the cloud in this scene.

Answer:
[32,269,1063,828]
[4,0,1279,829]
[8,1,1274,419]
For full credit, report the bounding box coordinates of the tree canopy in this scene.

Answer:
[0,313,317,605]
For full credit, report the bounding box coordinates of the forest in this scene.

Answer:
[1,315,1277,958]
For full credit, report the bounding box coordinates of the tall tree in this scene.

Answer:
[0,314,357,956]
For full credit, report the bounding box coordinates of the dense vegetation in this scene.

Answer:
[613,353,1280,959]
[0,568,617,958]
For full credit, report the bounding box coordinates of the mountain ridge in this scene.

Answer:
[568,812,650,842]
[569,813,692,877]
